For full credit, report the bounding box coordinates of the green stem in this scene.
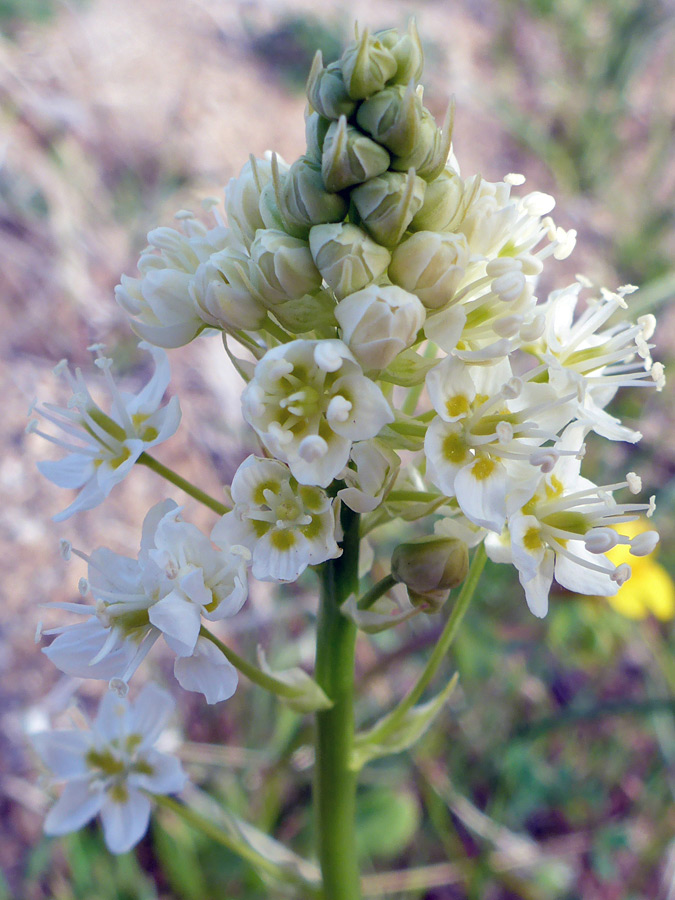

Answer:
[387,490,443,503]
[357,573,398,610]
[314,506,362,900]
[365,544,487,745]
[199,626,311,702]
[151,793,321,895]
[137,452,230,515]
[401,341,437,417]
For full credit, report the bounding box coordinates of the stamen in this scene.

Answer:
[60,539,72,561]
[626,472,642,495]
[630,531,659,557]
[298,435,328,462]
[611,563,631,586]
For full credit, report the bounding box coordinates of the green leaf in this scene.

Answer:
[271,291,337,335]
[351,673,459,770]
[256,647,333,713]
[355,787,420,860]
[379,347,438,386]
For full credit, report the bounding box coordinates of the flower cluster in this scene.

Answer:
[30,21,662,854]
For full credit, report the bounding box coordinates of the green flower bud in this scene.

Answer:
[351,169,426,248]
[341,26,398,100]
[191,249,267,332]
[375,20,424,85]
[389,231,469,310]
[356,81,423,157]
[273,155,349,239]
[391,536,468,611]
[390,101,454,182]
[321,116,390,192]
[410,167,465,232]
[306,51,357,120]
[309,223,391,299]
[305,110,331,163]
[249,229,322,306]
[258,178,286,232]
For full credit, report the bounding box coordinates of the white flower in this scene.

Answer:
[538,282,662,442]
[212,456,341,582]
[485,426,658,617]
[115,209,235,348]
[423,357,574,532]
[33,684,187,854]
[42,501,248,704]
[337,440,400,513]
[241,339,394,487]
[30,345,181,521]
[335,284,426,371]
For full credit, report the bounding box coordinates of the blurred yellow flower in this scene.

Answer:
[605,520,675,620]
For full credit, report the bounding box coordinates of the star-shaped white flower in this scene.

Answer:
[241,339,394,487]
[43,501,248,704]
[30,344,181,521]
[33,684,187,854]
[212,456,341,582]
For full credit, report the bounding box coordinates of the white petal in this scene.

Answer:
[328,374,394,441]
[126,345,171,413]
[288,433,351,488]
[253,531,311,582]
[100,788,151,854]
[132,750,187,795]
[554,543,617,597]
[32,730,90,779]
[521,549,554,618]
[37,454,94,489]
[44,778,103,836]
[140,499,180,555]
[173,637,238,704]
[149,591,201,656]
[454,458,507,532]
[52,477,107,522]
[43,621,138,681]
[94,690,131,743]
[129,684,175,749]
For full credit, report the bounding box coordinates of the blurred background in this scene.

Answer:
[2,0,675,897]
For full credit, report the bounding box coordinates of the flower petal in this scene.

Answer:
[100,788,151,854]
[173,637,238,704]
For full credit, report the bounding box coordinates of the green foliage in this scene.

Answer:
[355,786,420,860]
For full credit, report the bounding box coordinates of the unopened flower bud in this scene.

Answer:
[341,26,398,100]
[278,156,349,237]
[305,110,331,162]
[258,179,286,232]
[391,536,469,610]
[390,101,454,182]
[249,229,322,306]
[389,231,469,309]
[335,284,425,371]
[309,223,391,299]
[356,81,423,157]
[306,52,357,120]
[375,21,424,85]
[321,117,390,192]
[225,156,274,249]
[191,250,267,330]
[410,167,465,232]
[352,169,426,248]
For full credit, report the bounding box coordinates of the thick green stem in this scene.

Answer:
[314,506,362,900]
[137,452,230,515]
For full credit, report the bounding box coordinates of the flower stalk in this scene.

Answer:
[314,505,362,900]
